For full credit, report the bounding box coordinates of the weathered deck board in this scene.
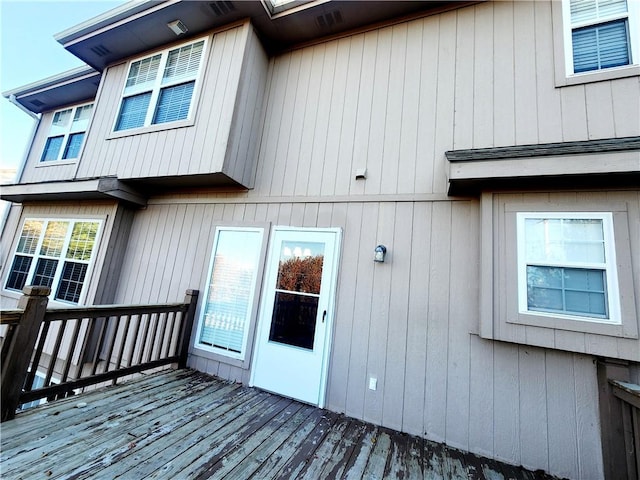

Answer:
[1,369,562,479]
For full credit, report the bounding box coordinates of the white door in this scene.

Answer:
[250,227,340,406]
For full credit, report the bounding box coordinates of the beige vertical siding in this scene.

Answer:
[249,1,638,199]
[224,25,270,188]
[7,2,638,478]
[108,194,606,478]
[93,4,639,477]
[17,2,638,189]
[75,23,257,183]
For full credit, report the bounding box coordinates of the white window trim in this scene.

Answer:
[40,102,93,163]
[111,36,209,134]
[193,225,267,363]
[516,212,621,325]
[3,217,104,306]
[555,0,640,86]
[480,194,639,360]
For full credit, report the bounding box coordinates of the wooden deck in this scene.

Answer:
[1,369,558,479]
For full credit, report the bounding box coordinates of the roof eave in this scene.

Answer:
[2,66,101,115]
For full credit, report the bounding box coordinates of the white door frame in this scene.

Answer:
[249,226,341,408]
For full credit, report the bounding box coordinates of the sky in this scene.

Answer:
[0,0,125,174]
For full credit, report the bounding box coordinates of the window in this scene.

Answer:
[40,104,93,162]
[517,213,621,324]
[5,219,102,304]
[195,227,265,359]
[563,0,639,75]
[480,194,638,360]
[114,38,206,131]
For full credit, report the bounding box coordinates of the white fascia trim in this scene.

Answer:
[2,66,99,99]
[56,0,181,48]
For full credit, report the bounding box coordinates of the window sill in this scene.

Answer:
[555,64,640,88]
[191,344,249,370]
[36,160,77,168]
[506,311,631,339]
[1,289,22,301]
[107,118,195,140]
[0,289,79,307]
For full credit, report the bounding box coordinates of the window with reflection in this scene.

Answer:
[269,241,325,350]
[197,227,264,358]
[5,218,101,304]
[517,212,620,323]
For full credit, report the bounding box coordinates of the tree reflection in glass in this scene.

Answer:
[269,241,324,350]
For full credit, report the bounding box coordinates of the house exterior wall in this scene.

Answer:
[14,22,269,188]
[75,22,267,185]
[92,3,639,477]
[3,1,639,478]
[108,194,604,478]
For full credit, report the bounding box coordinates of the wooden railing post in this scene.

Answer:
[1,286,50,421]
[178,289,199,369]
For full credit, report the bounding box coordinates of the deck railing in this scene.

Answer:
[610,380,640,480]
[1,286,199,421]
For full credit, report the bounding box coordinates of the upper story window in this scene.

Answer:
[114,37,207,131]
[563,0,639,74]
[516,212,621,324]
[4,218,102,304]
[41,104,93,162]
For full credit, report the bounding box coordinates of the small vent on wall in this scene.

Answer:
[316,10,343,29]
[90,45,111,57]
[209,1,236,16]
[30,99,45,107]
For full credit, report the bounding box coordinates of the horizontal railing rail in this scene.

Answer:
[1,286,198,421]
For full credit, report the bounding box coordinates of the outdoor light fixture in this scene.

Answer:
[167,20,188,36]
[374,245,387,263]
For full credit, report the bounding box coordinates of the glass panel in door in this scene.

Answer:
[269,241,324,349]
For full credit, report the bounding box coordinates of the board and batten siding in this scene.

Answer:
[101,3,637,478]
[5,1,637,478]
[73,22,266,185]
[248,1,638,198]
[110,196,604,479]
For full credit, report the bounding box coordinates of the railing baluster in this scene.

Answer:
[89,317,109,377]
[101,316,120,374]
[167,311,181,357]
[44,320,68,388]
[1,323,18,366]
[136,313,152,366]
[160,311,173,358]
[148,312,161,362]
[127,314,143,368]
[60,317,84,383]
[24,321,50,393]
[115,315,131,370]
